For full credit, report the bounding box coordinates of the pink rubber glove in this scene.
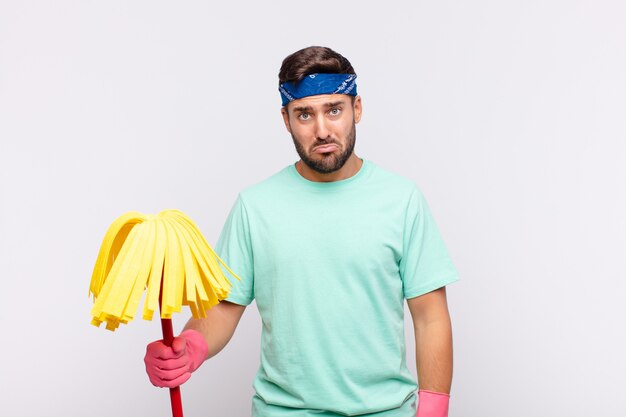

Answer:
[144,329,209,388]
[416,389,450,417]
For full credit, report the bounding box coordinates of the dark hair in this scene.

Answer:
[278,46,356,85]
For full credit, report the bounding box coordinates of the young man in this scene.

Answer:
[144,46,459,417]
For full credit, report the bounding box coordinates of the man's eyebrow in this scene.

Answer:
[324,101,346,108]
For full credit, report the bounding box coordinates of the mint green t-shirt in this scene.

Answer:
[215,159,459,417]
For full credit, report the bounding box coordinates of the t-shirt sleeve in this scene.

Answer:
[215,194,255,306]
[400,187,459,299]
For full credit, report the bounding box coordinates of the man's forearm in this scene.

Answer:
[183,300,245,359]
[414,315,453,394]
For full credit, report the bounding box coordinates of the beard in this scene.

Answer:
[291,123,356,174]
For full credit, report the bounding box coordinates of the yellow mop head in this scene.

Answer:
[89,209,240,331]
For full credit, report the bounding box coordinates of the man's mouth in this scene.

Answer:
[312,144,339,154]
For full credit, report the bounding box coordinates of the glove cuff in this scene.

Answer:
[416,389,450,417]
[180,329,209,372]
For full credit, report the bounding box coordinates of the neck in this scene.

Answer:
[296,153,363,182]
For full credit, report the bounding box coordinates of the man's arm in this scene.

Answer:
[183,300,247,359]
[407,286,453,393]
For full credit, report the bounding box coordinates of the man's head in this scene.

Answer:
[279,46,362,175]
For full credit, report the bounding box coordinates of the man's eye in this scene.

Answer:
[329,108,341,116]
[298,113,310,120]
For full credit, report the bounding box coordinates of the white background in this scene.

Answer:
[1,1,624,416]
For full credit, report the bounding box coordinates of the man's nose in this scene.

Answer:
[314,115,330,139]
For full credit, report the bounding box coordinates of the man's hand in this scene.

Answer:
[144,329,209,388]
[416,389,450,417]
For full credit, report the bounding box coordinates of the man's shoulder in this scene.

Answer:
[367,160,421,195]
[237,164,293,203]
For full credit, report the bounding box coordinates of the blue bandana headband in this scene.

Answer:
[279,73,357,106]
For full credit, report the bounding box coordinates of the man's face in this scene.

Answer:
[281,94,362,174]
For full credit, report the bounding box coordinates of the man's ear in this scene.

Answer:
[353,96,363,124]
[281,107,292,133]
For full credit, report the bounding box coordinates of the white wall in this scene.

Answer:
[1,1,624,416]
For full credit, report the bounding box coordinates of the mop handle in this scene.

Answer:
[161,317,184,417]
[159,271,184,417]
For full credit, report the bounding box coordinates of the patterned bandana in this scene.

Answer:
[279,73,357,106]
